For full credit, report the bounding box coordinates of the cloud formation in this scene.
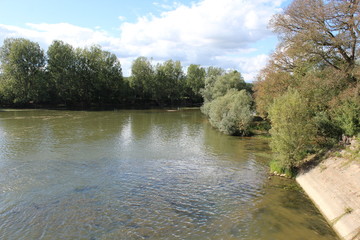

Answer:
[0,0,285,81]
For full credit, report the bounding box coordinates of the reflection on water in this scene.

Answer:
[0,109,338,239]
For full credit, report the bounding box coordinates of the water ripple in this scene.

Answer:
[0,110,338,240]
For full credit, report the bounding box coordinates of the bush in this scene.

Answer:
[269,159,296,177]
[269,89,316,169]
[205,89,253,135]
[313,111,343,147]
[331,98,360,137]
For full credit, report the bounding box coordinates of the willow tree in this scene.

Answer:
[269,89,316,171]
[47,40,77,104]
[0,38,46,104]
[74,46,124,105]
[129,57,155,100]
[154,60,185,104]
[185,64,206,102]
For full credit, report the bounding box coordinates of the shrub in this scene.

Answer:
[269,159,296,177]
[206,89,253,135]
[269,89,316,169]
[331,97,360,137]
[313,111,342,147]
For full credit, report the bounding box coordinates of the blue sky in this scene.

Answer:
[0,0,177,32]
[0,0,291,81]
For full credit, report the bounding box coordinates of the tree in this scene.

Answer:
[186,64,205,101]
[269,89,316,169]
[89,47,124,104]
[200,67,224,103]
[154,60,185,104]
[205,89,253,135]
[254,0,360,173]
[47,40,77,104]
[0,38,46,104]
[206,66,225,78]
[200,69,252,136]
[271,0,360,82]
[129,57,155,99]
[331,89,360,137]
[72,45,123,105]
[201,70,246,103]
[254,62,295,118]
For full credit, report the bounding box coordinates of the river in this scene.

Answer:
[0,109,338,239]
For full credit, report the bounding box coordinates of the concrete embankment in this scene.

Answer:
[296,143,360,240]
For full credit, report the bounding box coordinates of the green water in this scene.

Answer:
[0,109,338,240]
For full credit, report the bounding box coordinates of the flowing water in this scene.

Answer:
[0,109,338,240]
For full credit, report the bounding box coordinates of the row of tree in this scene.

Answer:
[0,39,126,106]
[253,0,360,174]
[1,38,245,107]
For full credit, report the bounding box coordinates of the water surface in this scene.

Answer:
[0,109,338,239]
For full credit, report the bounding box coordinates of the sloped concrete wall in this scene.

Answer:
[297,155,360,240]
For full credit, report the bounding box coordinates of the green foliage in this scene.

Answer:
[250,118,271,133]
[154,60,185,103]
[186,64,205,101]
[269,89,316,169]
[254,0,360,172]
[0,38,46,104]
[297,69,348,113]
[0,74,15,104]
[200,70,252,136]
[47,40,77,103]
[203,89,253,136]
[206,66,225,78]
[48,43,124,105]
[0,37,248,109]
[269,159,296,178]
[331,97,360,137]
[129,57,155,99]
[127,58,209,104]
[313,111,342,147]
[0,38,126,107]
[201,70,246,102]
[75,45,124,104]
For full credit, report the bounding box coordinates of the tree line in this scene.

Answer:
[0,39,126,106]
[0,38,253,108]
[253,0,360,175]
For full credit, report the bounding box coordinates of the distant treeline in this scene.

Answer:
[0,38,252,108]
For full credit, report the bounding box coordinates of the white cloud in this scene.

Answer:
[0,0,285,81]
[153,1,182,10]
[239,54,270,81]
[1,23,110,48]
[211,54,269,81]
[118,16,127,21]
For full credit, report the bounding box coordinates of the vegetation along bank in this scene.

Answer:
[256,1,360,239]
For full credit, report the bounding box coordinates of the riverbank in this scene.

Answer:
[296,140,360,240]
[0,100,203,111]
